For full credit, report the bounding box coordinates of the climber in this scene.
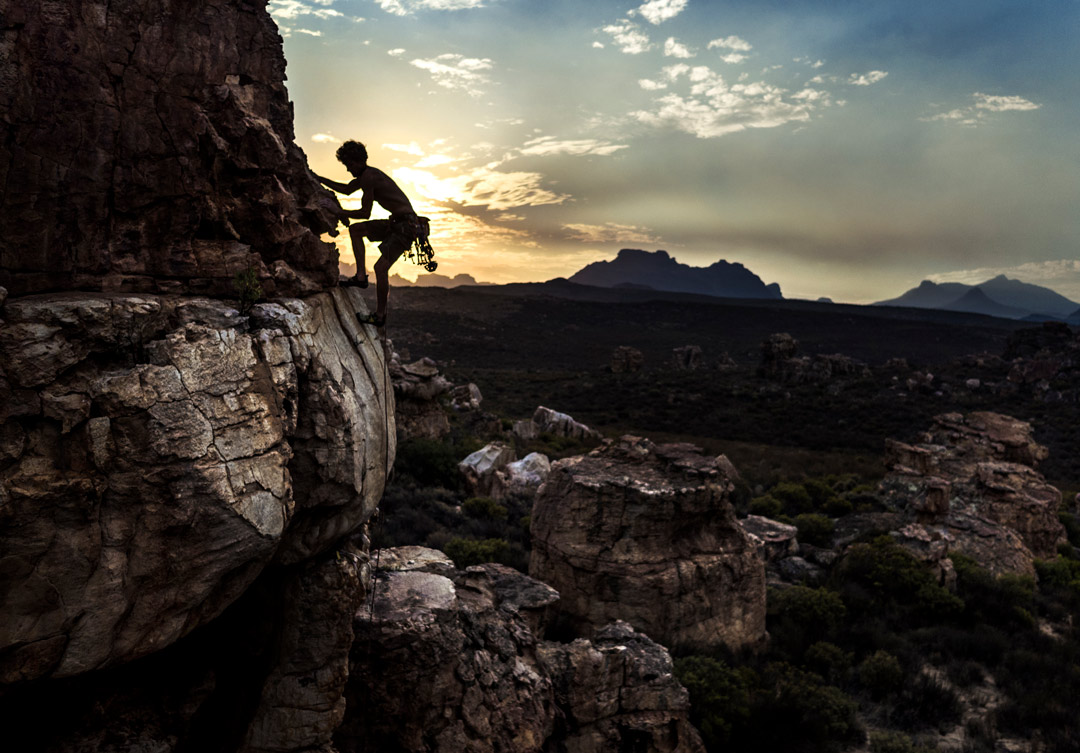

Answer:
[313,140,420,327]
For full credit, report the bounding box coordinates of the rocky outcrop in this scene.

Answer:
[459,442,517,499]
[0,289,392,682]
[611,346,645,373]
[339,548,704,753]
[504,452,552,494]
[881,412,1066,577]
[389,352,452,442]
[0,0,342,298]
[530,436,766,651]
[759,333,870,386]
[672,345,703,371]
[531,406,602,440]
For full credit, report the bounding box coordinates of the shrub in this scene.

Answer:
[889,673,962,731]
[748,495,782,519]
[858,650,905,699]
[462,496,508,521]
[772,481,814,515]
[674,655,753,749]
[394,438,465,489]
[233,266,263,314]
[443,537,511,568]
[768,586,847,655]
[1059,511,1080,549]
[796,513,835,548]
[951,553,1036,629]
[868,730,937,753]
[804,641,853,685]
[837,536,964,623]
[752,662,863,752]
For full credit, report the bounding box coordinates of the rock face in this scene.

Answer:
[530,436,766,651]
[672,345,703,371]
[459,442,517,498]
[881,412,1066,577]
[0,0,342,298]
[389,353,452,442]
[0,289,392,682]
[339,548,704,753]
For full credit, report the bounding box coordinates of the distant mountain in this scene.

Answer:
[875,275,1080,320]
[941,288,1030,319]
[389,273,493,288]
[1068,308,1080,326]
[567,249,782,300]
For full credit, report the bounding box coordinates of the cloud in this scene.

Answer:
[632,0,688,25]
[639,78,667,90]
[602,22,652,54]
[294,28,322,36]
[394,166,569,211]
[376,0,489,15]
[664,37,694,59]
[927,260,1080,300]
[311,133,341,143]
[384,142,425,155]
[410,54,493,96]
[519,137,629,157]
[268,0,344,20]
[563,222,661,244]
[847,70,888,86]
[708,35,752,52]
[592,41,605,49]
[387,48,406,56]
[632,65,816,138]
[974,93,1040,112]
[922,92,1041,126]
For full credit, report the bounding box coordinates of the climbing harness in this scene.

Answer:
[400,215,437,272]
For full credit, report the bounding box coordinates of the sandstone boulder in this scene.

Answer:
[532,405,602,440]
[611,346,645,373]
[672,345,703,371]
[0,289,392,682]
[504,452,552,493]
[530,436,766,651]
[459,442,517,498]
[758,333,870,385]
[389,353,452,442]
[451,383,484,412]
[0,0,342,298]
[741,515,799,562]
[880,412,1066,577]
[340,549,703,753]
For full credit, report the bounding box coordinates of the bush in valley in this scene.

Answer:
[857,650,904,699]
[868,730,938,753]
[748,495,782,519]
[771,481,814,515]
[803,641,853,685]
[768,586,846,656]
[674,656,753,749]
[443,537,511,568]
[394,438,468,489]
[462,496,508,521]
[835,536,964,624]
[795,513,835,548]
[889,672,962,732]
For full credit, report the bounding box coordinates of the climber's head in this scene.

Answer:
[336,140,368,175]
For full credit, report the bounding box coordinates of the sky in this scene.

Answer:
[273,0,1080,303]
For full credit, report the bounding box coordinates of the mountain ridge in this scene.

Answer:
[875,276,1080,320]
[568,248,782,300]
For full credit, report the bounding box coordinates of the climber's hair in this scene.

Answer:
[336,140,368,165]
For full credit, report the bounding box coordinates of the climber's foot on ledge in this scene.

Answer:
[340,274,369,288]
[357,311,386,327]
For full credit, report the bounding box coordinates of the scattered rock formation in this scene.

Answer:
[881,412,1066,577]
[672,345,703,371]
[530,436,766,651]
[504,452,552,494]
[0,289,391,682]
[459,442,517,499]
[531,406,602,440]
[389,353,452,442]
[0,0,343,298]
[611,345,645,373]
[759,333,870,386]
[451,383,484,412]
[339,548,704,753]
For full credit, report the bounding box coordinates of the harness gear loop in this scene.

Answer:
[397,215,437,272]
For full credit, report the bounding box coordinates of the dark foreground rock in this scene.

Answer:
[338,549,704,753]
[530,436,766,651]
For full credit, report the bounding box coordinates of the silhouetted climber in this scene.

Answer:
[314,140,424,327]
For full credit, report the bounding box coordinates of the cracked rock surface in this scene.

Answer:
[339,548,703,753]
[0,0,341,297]
[530,436,766,652]
[0,289,392,682]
